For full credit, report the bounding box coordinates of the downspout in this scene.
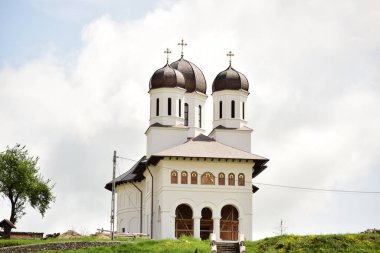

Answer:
[131,182,143,233]
[147,167,154,239]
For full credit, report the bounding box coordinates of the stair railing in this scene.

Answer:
[238,233,246,253]
[210,233,217,253]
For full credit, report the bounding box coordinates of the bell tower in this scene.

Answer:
[209,51,252,152]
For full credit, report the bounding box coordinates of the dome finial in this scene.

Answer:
[227,50,234,66]
[178,39,187,58]
[164,48,172,64]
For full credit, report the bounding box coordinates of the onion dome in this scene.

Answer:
[149,63,186,90]
[212,65,249,92]
[170,57,207,94]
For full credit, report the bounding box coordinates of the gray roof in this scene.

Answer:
[104,156,147,191]
[152,134,267,161]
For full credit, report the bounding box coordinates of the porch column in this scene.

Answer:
[193,216,201,238]
[238,217,243,235]
[213,216,221,240]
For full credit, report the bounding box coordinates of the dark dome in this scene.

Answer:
[149,63,185,90]
[212,65,249,92]
[170,57,207,94]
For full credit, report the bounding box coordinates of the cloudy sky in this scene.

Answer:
[1,0,379,239]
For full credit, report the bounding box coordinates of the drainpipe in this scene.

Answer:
[131,182,143,233]
[147,167,154,239]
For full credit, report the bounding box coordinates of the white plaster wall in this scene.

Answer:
[153,158,254,240]
[184,92,207,138]
[146,127,188,156]
[212,90,249,129]
[116,182,145,234]
[209,129,252,153]
[149,87,186,126]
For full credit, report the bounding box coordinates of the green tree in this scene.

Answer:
[0,144,55,238]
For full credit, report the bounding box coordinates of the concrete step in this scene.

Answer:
[216,242,239,253]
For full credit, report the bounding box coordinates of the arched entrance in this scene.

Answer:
[200,207,213,240]
[175,204,193,238]
[220,205,239,241]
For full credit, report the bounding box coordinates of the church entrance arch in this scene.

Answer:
[200,207,213,240]
[175,204,193,238]
[220,205,239,241]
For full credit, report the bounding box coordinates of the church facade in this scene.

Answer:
[105,43,268,241]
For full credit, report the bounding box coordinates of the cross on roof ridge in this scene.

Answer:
[178,39,187,57]
[164,48,171,64]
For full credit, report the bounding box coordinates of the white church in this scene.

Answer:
[105,41,269,241]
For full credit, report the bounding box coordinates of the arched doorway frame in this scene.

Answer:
[171,199,196,239]
[216,200,244,241]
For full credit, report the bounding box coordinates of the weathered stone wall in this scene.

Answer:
[0,241,121,253]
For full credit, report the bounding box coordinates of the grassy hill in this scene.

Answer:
[1,233,379,252]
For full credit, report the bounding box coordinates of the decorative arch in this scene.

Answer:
[200,207,213,240]
[175,204,193,238]
[191,171,198,184]
[171,171,178,184]
[220,205,239,240]
[218,173,225,185]
[238,173,245,186]
[201,172,215,185]
[228,173,235,186]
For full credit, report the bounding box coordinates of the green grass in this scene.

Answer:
[0,236,112,248]
[2,233,379,253]
[247,233,380,253]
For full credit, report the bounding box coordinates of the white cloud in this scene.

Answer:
[1,0,379,239]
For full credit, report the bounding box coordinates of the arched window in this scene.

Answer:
[238,173,245,186]
[171,171,178,184]
[228,173,235,186]
[199,105,202,128]
[201,172,215,185]
[231,100,235,118]
[191,172,197,184]
[179,99,182,117]
[181,171,188,184]
[168,98,172,116]
[242,102,245,120]
[184,103,189,126]
[219,101,223,119]
[218,173,225,185]
[156,98,159,116]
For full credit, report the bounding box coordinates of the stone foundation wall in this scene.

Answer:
[0,241,121,253]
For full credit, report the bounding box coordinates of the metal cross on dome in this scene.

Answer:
[227,50,234,65]
[164,48,171,63]
[178,39,187,57]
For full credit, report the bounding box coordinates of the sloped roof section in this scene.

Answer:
[104,156,147,191]
[152,134,267,161]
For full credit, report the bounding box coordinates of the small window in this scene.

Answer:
[218,173,225,185]
[199,105,202,128]
[156,98,159,116]
[171,171,178,184]
[191,171,197,184]
[122,228,125,233]
[219,101,223,119]
[231,100,235,118]
[184,103,189,126]
[179,99,182,117]
[238,173,245,186]
[242,102,245,120]
[168,98,172,116]
[228,173,235,186]
[181,171,188,184]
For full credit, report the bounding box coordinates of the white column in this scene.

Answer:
[213,216,221,240]
[193,216,201,239]
[171,215,176,239]
[238,217,243,235]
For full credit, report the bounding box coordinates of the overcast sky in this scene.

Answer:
[0,0,379,240]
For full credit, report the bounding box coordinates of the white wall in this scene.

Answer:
[146,126,188,156]
[184,92,207,138]
[212,90,249,129]
[209,128,252,153]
